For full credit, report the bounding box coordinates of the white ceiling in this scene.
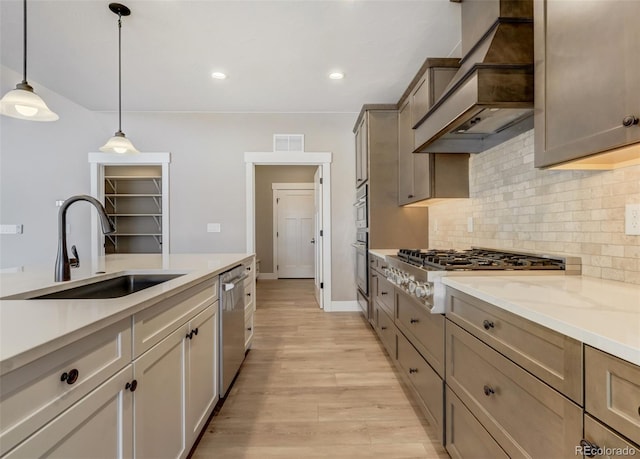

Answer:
[0,0,461,113]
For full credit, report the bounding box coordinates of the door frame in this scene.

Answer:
[272,183,314,279]
[245,152,332,310]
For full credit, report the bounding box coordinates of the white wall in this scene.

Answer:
[0,67,358,300]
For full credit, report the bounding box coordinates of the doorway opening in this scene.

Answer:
[244,152,332,310]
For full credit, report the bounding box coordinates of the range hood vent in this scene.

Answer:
[414,0,534,154]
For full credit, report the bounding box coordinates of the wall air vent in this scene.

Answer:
[273,134,304,152]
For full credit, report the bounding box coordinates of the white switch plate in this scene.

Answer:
[625,204,640,235]
[467,216,474,233]
[0,224,23,234]
[207,223,221,233]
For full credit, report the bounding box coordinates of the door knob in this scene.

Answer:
[310,238,315,244]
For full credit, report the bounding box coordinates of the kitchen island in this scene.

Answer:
[0,253,254,458]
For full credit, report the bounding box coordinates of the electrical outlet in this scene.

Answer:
[0,224,23,234]
[207,223,221,233]
[625,204,640,235]
[467,216,474,233]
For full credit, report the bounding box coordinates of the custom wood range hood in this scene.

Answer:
[414,0,534,154]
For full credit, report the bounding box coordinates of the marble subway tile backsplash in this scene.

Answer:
[428,130,640,284]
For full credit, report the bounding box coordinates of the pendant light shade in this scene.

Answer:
[0,0,59,122]
[100,3,138,154]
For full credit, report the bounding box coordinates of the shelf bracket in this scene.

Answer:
[152,196,161,212]
[153,235,162,249]
[152,216,161,231]
[152,178,161,194]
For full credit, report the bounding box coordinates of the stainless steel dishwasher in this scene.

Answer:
[219,264,248,397]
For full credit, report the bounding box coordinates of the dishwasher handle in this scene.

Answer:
[222,272,250,291]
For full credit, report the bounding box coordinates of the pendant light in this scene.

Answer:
[0,0,59,122]
[100,3,138,154]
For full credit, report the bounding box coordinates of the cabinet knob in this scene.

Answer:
[246,292,251,297]
[125,380,138,392]
[60,369,79,385]
[483,385,495,396]
[380,291,388,295]
[381,326,387,330]
[579,439,600,457]
[410,318,419,324]
[409,368,418,374]
[357,178,363,182]
[408,194,414,199]
[622,115,639,127]
[483,319,495,330]
[247,327,253,331]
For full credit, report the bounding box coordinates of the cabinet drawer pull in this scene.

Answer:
[193,327,198,336]
[247,327,253,331]
[483,385,495,396]
[408,194,414,199]
[409,368,418,374]
[125,380,138,392]
[622,115,639,127]
[380,291,388,295]
[246,292,251,297]
[579,439,599,457]
[60,369,79,385]
[410,318,419,324]
[482,319,495,330]
[381,326,387,330]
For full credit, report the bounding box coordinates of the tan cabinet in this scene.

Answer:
[374,302,396,360]
[353,106,428,248]
[582,415,639,458]
[355,115,368,187]
[397,60,469,206]
[446,288,582,404]
[585,346,640,445]
[397,331,444,443]
[534,0,640,168]
[396,288,444,377]
[445,321,583,458]
[374,274,395,319]
[445,386,508,459]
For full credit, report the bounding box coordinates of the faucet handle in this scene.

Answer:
[70,245,80,268]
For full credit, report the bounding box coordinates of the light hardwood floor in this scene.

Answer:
[192,279,449,458]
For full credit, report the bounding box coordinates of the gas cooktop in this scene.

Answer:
[395,248,568,271]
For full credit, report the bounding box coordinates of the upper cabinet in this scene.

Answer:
[355,115,368,187]
[534,0,640,169]
[397,59,470,206]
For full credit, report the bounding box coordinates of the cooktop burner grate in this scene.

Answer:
[397,248,565,271]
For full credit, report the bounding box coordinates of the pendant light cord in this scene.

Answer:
[117,14,122,133]
[22,0,27,84]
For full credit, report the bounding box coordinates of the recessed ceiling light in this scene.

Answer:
[329,72,344,80]
[211,72,227,80]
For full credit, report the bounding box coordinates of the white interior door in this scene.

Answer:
[275,189,314,278]
[313,168,323,308]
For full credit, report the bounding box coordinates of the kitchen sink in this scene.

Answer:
[26,274,185,300]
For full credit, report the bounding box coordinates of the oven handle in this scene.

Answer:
[222,272,249,291]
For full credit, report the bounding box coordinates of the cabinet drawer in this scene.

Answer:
[244,286,254,311]
[396,290,444,377]
[445,386,509,459]
[446,288,582,403]
[397,331,443,442]
[0,318,132,456]
[133,279,216,357]
[583,414,639,457]
[375,275,395,318]
[446,321,583,458]
[375,304,396,359]
[244,312,254,350]
[585,346,640,444]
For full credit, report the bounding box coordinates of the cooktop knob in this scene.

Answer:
[408,280,417,293]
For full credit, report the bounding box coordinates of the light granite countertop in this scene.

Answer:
[0,253,253,375]
[442,275,640,366]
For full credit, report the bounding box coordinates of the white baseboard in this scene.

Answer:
[257,273,277,280]
[327,300,360,312]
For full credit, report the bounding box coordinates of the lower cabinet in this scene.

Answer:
[445,319,583,458]
[445,387,508,459]
[4,366,134,459]
[583,415,640,458]
[134,303,218,459]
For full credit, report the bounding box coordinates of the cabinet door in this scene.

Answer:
[355,115,368,187]
[134,325,188,459]
[398,98,431,205]
[535,0,640,167]
[5,366,133,459]
[185,305,218,445]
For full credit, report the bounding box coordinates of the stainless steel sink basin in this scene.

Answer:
[28,274,185,300]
